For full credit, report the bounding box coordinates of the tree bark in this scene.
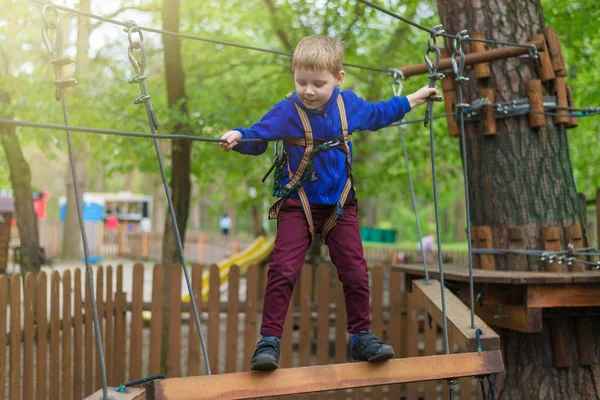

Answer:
[0,109,41,274]
[0,24,41,274]
[62,0,91,261]
[437,0,599,397]
[160,0,192,374]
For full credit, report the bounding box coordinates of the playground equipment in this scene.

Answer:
[10,0,600,398]
[184,235,274,301]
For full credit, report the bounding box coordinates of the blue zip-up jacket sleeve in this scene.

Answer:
[342,91,411,132]
[232,100,293,156]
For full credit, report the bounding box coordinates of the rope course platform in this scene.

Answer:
[396,264,600,334]
[140,351,503,400]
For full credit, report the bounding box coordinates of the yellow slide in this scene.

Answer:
[183,235,275,302]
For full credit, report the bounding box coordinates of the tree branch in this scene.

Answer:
[263,0,293,52]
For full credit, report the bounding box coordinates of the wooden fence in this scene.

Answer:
[2,263,486,400]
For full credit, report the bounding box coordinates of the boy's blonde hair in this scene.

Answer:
[292,36,344,75]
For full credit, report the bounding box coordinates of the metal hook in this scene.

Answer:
[389,68,405,97]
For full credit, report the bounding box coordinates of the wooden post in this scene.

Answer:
[551,318,573,367]
[440,48,460,137]
[470,32,491,79]
[530,34,555,81]
[543,27,567,77]
[232,240,239,255]
[541,226,563,272]
[552,77,571,125]
[526,80,545,128]
[507,227,528,271]
[470,227,481,270]
[564,225,586,272]
[565,84,578,129]
[480,88,497,135]
[476,226,496,270]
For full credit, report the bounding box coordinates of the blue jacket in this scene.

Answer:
[234,87,411,205]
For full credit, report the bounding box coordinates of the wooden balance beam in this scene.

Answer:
[142,350,503,400]
[412,279,501,352]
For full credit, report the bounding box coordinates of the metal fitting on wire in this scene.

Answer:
[451,30,470,84]
[424,24,445,127]
[389,68,405,97]
[125,20,159,129]
[42,3,78,101]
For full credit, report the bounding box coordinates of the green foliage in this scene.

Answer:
[1,0,598,241]
[542,0,600,198]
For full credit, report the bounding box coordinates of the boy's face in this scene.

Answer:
[294,68,345,111]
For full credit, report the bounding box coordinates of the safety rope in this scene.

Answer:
[125,20,212,375]
[390,71,429,283]
[0,119,264,142]
[33,2,390,74]
[41,5,110,399]
[423,25,451,358]
[452,30,477,329]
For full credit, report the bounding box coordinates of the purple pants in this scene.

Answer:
[260,198,370,338]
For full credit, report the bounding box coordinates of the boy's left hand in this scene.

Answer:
[406,86,440,109]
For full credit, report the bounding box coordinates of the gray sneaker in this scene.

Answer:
[250,337,280,371]
[351,331,395,362]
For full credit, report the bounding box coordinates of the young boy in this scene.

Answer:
[221,36,438,371]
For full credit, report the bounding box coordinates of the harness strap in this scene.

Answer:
[269,93,353,243]
[320,95,353,243]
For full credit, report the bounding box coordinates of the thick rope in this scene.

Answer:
[452,30,477,329]
[125,21,212,375]
[391,72,429,282]
[41,5,109,399]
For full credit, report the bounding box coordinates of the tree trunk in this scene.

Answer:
[437,0,599,397]
[160,0,192,374]
[0,31,41,274]
[62,0,91,261]
[0,105,41,274]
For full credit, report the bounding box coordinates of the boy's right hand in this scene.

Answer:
[220,130,241,152]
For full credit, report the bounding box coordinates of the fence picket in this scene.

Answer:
[73,269,83,399]
[0,276,6,400]
[148,264,164,376]
[167,265,182,377]
[62,270,72,400]
[187,264,203,376]
[208,264,220,373]
[243,264,258,371]
[113,265,126,385]
[226,265,240,373]
[84,269,94,396]
[49,272,60,400]
[105,266,114,385]
[35,273,47,400]
[23,274,35,400]
[316,264,330,400]
[371,266,384,399]
[130,263,144,381]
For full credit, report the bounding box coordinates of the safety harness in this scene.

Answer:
[265,93,354,244]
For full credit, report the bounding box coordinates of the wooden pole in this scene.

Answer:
[398,40,544,78]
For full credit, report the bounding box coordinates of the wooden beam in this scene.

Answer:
[412,279,500,352]
[527,284,600,308]
[83,387,145,400]
[144,351,505,400]
[474,303,542,333]
[398,40,544,78]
